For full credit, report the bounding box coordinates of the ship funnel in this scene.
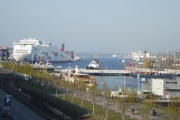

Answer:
[60,44,64,51]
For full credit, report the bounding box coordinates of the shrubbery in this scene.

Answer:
[2,61,34,74]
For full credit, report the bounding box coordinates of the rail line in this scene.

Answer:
[0,74,86,120]
[18,82,86,120]
[0,80,63,120]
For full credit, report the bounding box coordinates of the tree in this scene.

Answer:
[79,84,86,107]
[88,86,98,117]
[113,85,119,113]
[137,100,156,120]
[167,98,180,120]
[125,87,137,119]
[126,87,137,104]
[102,83,111,120]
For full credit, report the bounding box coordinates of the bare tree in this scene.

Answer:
[102,83,111,120]
[167,98,180,120]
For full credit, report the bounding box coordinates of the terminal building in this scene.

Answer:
[141,78,180,98]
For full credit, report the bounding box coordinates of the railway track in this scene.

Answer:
[5,88,65,120]
[0,71,89,120]
[17,81,87,120]
[0,73,70,120]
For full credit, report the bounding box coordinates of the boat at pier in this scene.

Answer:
[63,65,96,86]
[86,58,101,70]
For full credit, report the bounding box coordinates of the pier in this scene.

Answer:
[79,69,130,76]
[31,63,54,72]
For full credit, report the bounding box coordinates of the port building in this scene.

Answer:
[141,78,180,98]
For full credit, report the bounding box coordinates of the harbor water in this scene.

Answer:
[54,58,138,90]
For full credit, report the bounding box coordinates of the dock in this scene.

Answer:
[129,68,180,76]
[79,69,130,76]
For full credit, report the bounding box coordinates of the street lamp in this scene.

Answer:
[137,74,141,95]
[122,59,126,95]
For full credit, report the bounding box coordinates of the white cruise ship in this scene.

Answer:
[12,38,68,62]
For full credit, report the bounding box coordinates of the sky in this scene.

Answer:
[0,0,180,53]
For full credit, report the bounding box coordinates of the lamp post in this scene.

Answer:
[137,74,140,95]
[122,59,126,95]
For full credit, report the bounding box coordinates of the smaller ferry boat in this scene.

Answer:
[86,58,101,70]
[112,54,118,58]
[80,58,130,76]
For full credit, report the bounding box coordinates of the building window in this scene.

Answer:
[174,82,177,84]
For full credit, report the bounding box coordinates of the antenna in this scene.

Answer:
[94,53,98,59]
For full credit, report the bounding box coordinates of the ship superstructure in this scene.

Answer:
[12,38,68,62]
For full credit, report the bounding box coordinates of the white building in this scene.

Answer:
[142,78,180,98]
[130,51,156,61]
[131,51,144,61]
[152,79,164,96]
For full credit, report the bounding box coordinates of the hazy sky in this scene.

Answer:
[0,0,180,53]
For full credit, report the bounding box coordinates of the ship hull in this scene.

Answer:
[13,53,68,62]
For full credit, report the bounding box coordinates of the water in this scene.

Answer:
[54,58,123,69]
[54,58,138,90]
